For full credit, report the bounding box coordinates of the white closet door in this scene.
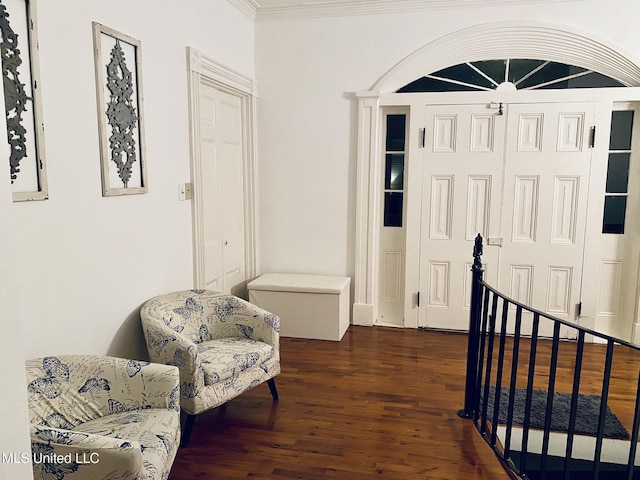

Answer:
[199,84,246,294]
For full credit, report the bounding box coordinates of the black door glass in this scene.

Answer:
[385,154,404,190]
[386,115,406,151]
[517,62,586,89]
[536,72,625,90]
[472,60,506,85]
[508,59,546,84]
[605,153,630,193]
[602,196,627,234]
[384,192,403,227]
[396,59,625,92]
[431,64,496,89]
[610,111,634,150]
[397,76,480,93]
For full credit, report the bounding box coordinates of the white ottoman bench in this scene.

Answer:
[247,273,351,341]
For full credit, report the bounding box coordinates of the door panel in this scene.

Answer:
[378,113,407,326]
[200,90,223,291]
[199,85,246,295]
[581,105,640,342]
[419,102,594,336]
[499,103,594,337]
[419,105,505,330]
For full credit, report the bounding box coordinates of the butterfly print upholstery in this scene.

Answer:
[140,290,280,446]
[26,355,180,480]
[172,297,204,319]
[27,357,70,400]
[78,377,110,394]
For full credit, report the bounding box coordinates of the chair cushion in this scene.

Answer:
[197,338,273,385]
[74,409,180,480]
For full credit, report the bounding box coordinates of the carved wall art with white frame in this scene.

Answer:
[92,22,147,196]
[1,0,48,202]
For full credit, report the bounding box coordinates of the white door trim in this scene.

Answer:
[353,21,640,329]
[372,21,640,94]
[187,47,259,291]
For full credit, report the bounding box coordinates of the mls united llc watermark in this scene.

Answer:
[2,451,100,464]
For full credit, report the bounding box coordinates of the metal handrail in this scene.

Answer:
[460,234,640,480]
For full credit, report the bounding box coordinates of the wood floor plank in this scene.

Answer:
[169,325,640,478]
[169,326,513,479]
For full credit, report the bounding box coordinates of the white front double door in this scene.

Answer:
[419,102,595,336]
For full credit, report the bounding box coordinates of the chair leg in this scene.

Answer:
[181,413,197,448]
[267,378,279,401]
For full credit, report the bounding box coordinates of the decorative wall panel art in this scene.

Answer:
[92,22,147,196]
[0,0,47,201]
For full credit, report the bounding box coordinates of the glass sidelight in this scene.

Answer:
[603,110,634,234]
[383,114,407,227]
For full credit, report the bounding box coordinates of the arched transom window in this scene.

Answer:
[397,59,626,93]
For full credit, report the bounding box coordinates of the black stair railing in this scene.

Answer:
[460,234,640,480]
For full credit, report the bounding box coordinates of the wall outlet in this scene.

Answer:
[178,183,193,201]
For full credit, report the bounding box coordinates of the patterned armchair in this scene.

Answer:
[25,355,180,480]
[140,290,280,446]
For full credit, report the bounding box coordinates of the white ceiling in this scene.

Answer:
[257,0,566,7]
[229,0,584,21]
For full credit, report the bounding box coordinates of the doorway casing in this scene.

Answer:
[187,47,259,293]
[352,21,640,341]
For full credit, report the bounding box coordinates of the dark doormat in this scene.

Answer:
[482,386,630,439]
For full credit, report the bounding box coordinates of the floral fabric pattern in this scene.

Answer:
[26,355,180,480]
[140,290,280,415]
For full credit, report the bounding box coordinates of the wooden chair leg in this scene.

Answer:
[181,413,197,448]
[267,378,279,401]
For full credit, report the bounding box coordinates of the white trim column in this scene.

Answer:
[353,91,381,325]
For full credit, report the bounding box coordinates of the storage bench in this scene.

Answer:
[247,273,351,341]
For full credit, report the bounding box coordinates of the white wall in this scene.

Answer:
[0,0,253,473]
[254,0,640,279]
[1,151,31,479]
[9,0,254,358]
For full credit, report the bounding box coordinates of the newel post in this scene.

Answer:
[459,234,484,419]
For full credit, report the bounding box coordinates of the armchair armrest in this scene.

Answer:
[63,355,180,413]
[27,355,181,426]
[30,425,142,480]
[141,320,204,399]
[113,359,180,412]
[207,295,280,349]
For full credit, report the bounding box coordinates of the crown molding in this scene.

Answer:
[228,0,260,21]
[255,0,585,22]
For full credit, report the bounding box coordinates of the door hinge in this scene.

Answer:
[421,127,426,148]
[576,301,582,318]
[589,126,596,148]
[416,291,421,307]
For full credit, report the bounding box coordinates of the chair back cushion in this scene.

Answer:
[26,355,154,427]
[141,290,262,344]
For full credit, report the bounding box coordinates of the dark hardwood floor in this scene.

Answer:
[168,326,513,479]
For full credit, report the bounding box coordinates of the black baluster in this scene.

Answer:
[460,234,484,419]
